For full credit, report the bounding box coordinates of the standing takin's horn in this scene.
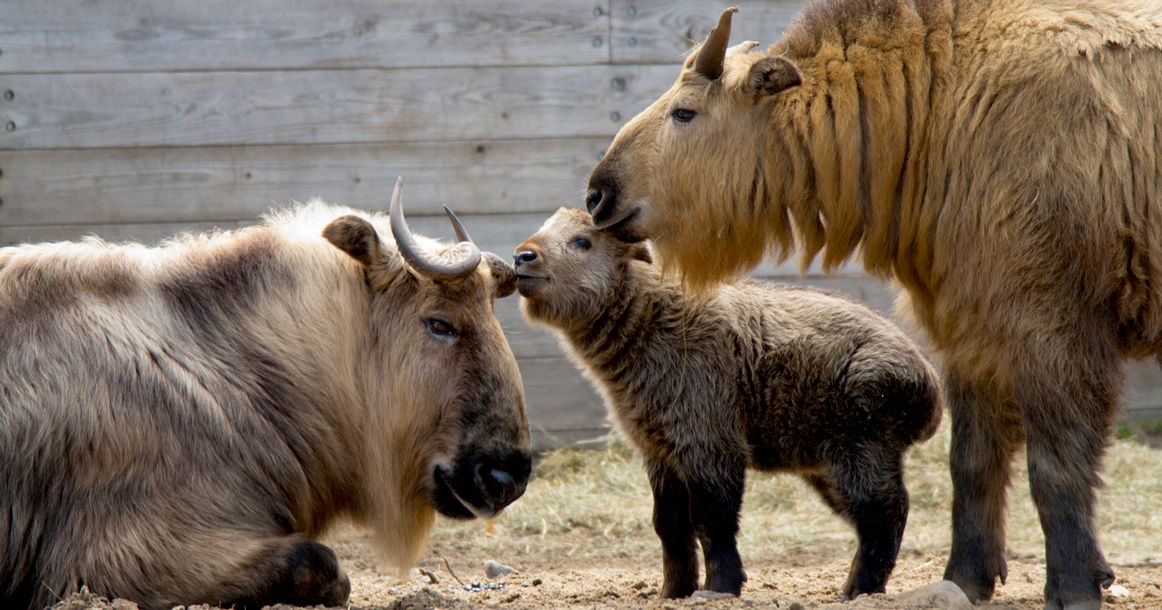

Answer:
[390,177,481,282]
[693,7,738,80]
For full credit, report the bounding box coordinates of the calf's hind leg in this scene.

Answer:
[814,446,909,599]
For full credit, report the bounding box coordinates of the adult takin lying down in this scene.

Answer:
[0,179,531,610]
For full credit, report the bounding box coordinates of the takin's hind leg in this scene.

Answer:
[815,446,910,600]
[942,368,1024,603]
[1011,342,1119,610]
[204,535,351,609]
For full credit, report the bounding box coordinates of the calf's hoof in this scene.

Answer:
[660,579,697,599]
[703,568,745,596]
[843,582,887,601]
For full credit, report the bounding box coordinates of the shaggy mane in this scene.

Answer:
[780,0,920,57]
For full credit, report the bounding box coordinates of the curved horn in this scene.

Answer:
[390,177,482,282]
[443,204,473,243]
[693,7,738,80]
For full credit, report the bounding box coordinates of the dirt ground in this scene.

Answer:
[54,423,1162,610]
[58,526,1162,610]
[329,527,1162,610]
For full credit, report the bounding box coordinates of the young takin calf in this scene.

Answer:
[514,208,942,599]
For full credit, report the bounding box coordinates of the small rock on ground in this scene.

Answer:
[826,580,972,609]
[485,560,517,579]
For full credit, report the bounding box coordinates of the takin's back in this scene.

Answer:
[715,281,942,452]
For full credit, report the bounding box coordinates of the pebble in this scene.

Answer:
[485,559,518,579]
[691,590,737,603]
[854,581,970,610]
[463,581,507,593]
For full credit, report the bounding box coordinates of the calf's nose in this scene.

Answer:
[513,250,538,266]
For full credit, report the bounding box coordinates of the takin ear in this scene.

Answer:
[484,252,517,299]
[747,56,801,99]
[630,243,653,264]
[322,215,386,267]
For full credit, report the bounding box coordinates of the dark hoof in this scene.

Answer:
[280,541,351,607]
[660,582,697,599]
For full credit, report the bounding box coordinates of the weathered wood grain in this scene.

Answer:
[0,0,608,73]
[519,356,610,449]
[0,65,668,149]
[609,0,804,64]
[0,139,608,224]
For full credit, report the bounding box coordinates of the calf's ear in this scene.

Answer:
[323,215,386,267]
[484,252,517,299]
[631,243,653,264]
[747,56,801,99]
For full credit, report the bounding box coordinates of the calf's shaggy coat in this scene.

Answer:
[514,208,941,599]
[585,1,1162,606]
[0,180,531,609]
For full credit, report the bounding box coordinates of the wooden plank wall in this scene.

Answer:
[2,1,1159,450]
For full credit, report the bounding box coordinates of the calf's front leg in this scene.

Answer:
[687,455,747,596]
[646,460,699,598]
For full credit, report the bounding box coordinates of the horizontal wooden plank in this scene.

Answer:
[0,0,608,73]
[0,139,608,224]
[609,0,804,64]
[0,65,670,149]
[518,356,609,448]
[0,213,556,254]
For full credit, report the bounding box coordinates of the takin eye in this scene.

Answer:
[571,236,592,250]
[671,108,697,123]
[425,317,457,339]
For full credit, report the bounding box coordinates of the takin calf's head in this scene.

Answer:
[512,208,652,328]
[322,178,530,526]
[586,7,802,288]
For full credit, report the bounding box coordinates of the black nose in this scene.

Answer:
[513,250,538,266]
[475,462,525,509]
[585,188,604,214]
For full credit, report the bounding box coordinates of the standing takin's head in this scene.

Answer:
[586,7,802,288]
[511,208,652,329]
[321,179,529,566]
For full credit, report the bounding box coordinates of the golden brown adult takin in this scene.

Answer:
[514,208,941,599]
[0,179,530,610]
[584,2,1162,607]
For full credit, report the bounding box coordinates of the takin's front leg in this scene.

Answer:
[685,452,747,596]
[645,459,699,598]
[204,535,351,609]
[942,368,1023,603]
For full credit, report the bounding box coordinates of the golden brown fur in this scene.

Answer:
[515,208,941,599]
[0,200,530,609]
[584,1,1162,606]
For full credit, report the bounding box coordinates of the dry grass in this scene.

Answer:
[428,418,1162,567]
